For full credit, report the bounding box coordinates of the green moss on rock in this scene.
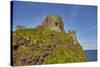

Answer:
[12,28,87,66]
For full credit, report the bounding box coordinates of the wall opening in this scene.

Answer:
[55,22,58,26]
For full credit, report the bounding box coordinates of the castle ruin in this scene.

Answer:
[16,14,78,45]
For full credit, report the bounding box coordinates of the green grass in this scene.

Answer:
[12,28,88,65]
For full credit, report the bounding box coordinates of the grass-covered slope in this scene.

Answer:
[12,28,87,66]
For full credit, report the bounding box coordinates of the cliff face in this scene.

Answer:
[12,28,87,66]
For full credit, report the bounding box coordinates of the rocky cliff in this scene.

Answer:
[12,15,87,66]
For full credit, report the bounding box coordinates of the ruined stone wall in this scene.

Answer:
[68,30,78,44]
[16,25,25,30]
[42,15,64,32]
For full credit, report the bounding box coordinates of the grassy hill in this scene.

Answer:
[12,28,87,66]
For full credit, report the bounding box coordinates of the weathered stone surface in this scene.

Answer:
[68,30,77,44]
[16,25,26,30]
[42,14,64,32]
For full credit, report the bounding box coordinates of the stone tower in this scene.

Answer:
[42,14,64,32]
[68,30,77,44]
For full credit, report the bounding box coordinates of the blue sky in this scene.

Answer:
[12,1,97,50]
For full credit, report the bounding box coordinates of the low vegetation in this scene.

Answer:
[12,28,87,66]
